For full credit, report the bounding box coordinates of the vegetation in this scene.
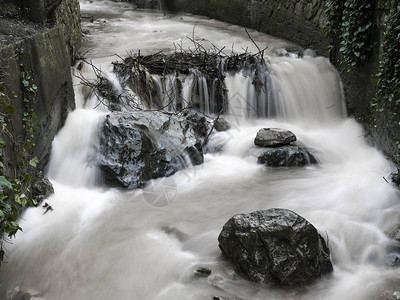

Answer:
[0,60,40,264]
[325,0,374,70]
[326,0,400,165]
[375,0,400,109]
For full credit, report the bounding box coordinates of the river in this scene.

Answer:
[1,1,400,299]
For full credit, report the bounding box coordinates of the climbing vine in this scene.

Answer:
[375,0,400,107]
[325,0,374,69]
[0,58,40,263]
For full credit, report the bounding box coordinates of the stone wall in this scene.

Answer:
[0,0,80,175]
[182,0,329,55]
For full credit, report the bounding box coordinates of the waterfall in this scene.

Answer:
[1,1,399,300]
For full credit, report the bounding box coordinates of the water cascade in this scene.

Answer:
[1,1,400,299]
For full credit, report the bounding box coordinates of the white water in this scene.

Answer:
[1,1,400,299]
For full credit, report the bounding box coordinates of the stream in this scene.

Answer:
[1,1,400,299]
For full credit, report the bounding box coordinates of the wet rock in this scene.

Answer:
[98,110,210,189]
[391,171,400,187]
[257,146,317,167]
[5,286,42,300]
[161,226,188,242]
[218,208,333,286]
[194,266,212,278]
[389,225,400,242]
[390,291,400,300]
[214,118,231,132]
[31,174,54,204]
[254,128,296,147]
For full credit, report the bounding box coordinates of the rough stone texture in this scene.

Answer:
[214,117,231,132]
[31,174,54,203]
[254,128,296,147]
[218,209,333,286]
[0,26,76,174]
[99,110,209,189]
[257,145,317,167]
[52,0,81,60]
[0,0,80,215]
[389,225,400,242]
[183,0,329,55]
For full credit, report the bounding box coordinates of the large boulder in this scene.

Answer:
[257,145,317,167]
[98,110,209,189]
[254,128,296,147]
[218,209,333,286]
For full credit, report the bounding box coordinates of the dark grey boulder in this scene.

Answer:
[98,110,209,189]
[257,145,317,167]
[31,174,54,204]
[254,128,296,147]
[214,118,231,132]
[218,209,333,286]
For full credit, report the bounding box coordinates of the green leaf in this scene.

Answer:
[15,193,27,206]
[29,157,39,167]
[24,173,31,183]
[22,80,29,87]
[0,176,12,189]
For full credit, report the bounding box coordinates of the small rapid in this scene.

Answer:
[0,1,400,299]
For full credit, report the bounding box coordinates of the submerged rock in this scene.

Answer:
[257,146,317,167]
[98,110,209,189]
[194,266,212,278]
[254,128,296,147]
[218,208,333,286]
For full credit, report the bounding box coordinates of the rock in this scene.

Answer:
[389,225,400,242]
[194,266,212,278]
[391,171,400,187]
[218,209,333,286]
[391,291,400,300]
[214,118,231,132]
[161,226,188,242]
[31,174,54,204]
[5,286,42,300]
[257,146,317,167]
[98,110,209,189]
[254,128,296,147]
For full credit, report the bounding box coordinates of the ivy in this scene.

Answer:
[376,0,400,106]
[0,56,41,264]
[325,0,374,70]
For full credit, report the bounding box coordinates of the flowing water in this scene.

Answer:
[1,1,400,299]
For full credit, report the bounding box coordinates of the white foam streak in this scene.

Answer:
[47,109,106,187]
